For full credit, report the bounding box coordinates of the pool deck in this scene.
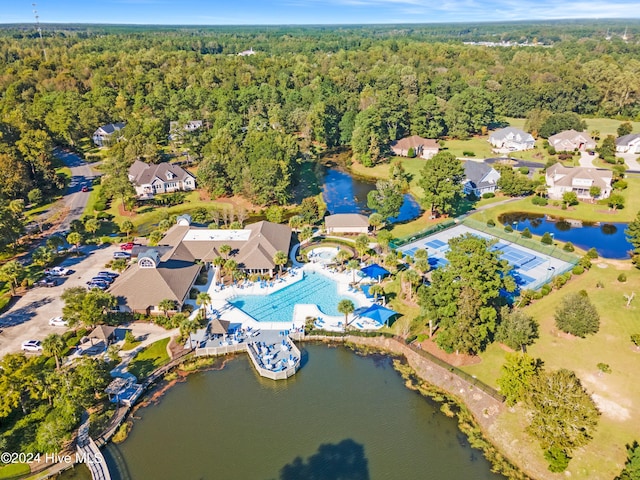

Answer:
[200,262,373,332]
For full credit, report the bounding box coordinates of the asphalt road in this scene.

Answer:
[53,148,98,232]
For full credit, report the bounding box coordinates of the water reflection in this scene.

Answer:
[499,212,631,259]
[322,168,421,223]
[277,439,369,480]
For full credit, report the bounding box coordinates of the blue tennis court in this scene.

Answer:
[519,257,546,271]
[428,257,449,269]
[404,247,418,257]
[513,272,536,287]
[425,239,446,250]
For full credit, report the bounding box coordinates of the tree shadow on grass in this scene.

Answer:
[276,439,369,480]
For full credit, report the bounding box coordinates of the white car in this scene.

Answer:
[45,266,70,276]
[48,316,68,327]
[21,340,43,352]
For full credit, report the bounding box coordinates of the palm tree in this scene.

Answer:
[213,256,225,284]
[288,215,303,232]
[179,319,199,350]
[335,249,351,271]
[46,235,65,254]
[66,232,83,256]
[347,259,360,284]
[42,333,65,370]
[299,226,313,243]
[337,299,355,332]
[368,213,383,232]
[355,234,370,260]
[84,218,100,238]
[0,260,24,295]
[369,284,385,303]
[120,219,134,238]
[196,292,211,320]
[223,259,238,285]
[32,246,54,267]
[273,250,288,278]
[219,244,232,260]
[403,269,421,303]
[158,298,176,317]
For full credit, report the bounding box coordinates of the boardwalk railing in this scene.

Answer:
[77,438,111,480]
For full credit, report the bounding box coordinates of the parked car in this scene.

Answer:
[91,276,114,284]
[35,277,59,288]
[113,251,131,259]
[44,266,71,276]
[120,242,136,251]
[97,271,119,279]
[86,282,108,290]
[21,340,43,352]
[81,185,89,192]
[48,316,68,327]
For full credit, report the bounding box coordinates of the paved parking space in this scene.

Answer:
[0,244,121,357]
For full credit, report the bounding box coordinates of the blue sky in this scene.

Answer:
[4,0,640,25]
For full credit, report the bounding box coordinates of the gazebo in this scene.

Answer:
[207,318,230,337]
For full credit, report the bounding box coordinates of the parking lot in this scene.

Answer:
[0,244,122,357]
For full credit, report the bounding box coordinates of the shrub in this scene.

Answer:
[618,273,627,282]
[597,363,611,374]
[586,248,598,259]
[563,242,575,252]
[189,288,199,300]
[554,292,600,337]
[486,219,496,227]
[596,280,604,288]
[94,199,107,211]
[407,147,416,158]
[541,232,553,245]
[540,284,552,296]
[518,166,530,175]
[544,447,570,473]
[572,265,585,275]
[482,192,495,199]
[631,334,640,346]
[504,225,513,233]
[547,146,557,155]
[521,227,532,239]
[462,150,475,157]
[613,180,628,190]
[531,196,548,206]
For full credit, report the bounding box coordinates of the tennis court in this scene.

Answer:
[398,224,573,291]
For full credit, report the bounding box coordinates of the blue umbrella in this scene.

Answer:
[356,303,398,326]
[360,264,390,281]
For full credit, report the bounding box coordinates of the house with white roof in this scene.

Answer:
[128,160,196,198]
[616,133,640,153]
[169,120,203,141]
[545,164,612,200]
[489,127,535,151]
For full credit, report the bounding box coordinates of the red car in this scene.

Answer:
[120,242,135,251]
[81,185,89,192]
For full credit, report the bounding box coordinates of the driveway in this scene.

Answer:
[578,151,598,167]
[0,245,119,357]
[53,148,100,232]
[620,152,640,173]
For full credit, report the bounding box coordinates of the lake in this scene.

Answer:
[322,168,421,223]
[64,345,505,480]
[499,212,632,259]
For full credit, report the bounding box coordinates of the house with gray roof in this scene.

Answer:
[548,130,596,152]
[128,160,196,198]
[545,164,612,200]
[462,161,500,197]
[169,120,203,142]
[390,135,439,159]
[489,127,535,151]
[92,122,125,147]
[325,213,370,234]
[616,133,640,153]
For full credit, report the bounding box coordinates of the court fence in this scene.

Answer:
[390,219,456,250]
[461,217,581,265]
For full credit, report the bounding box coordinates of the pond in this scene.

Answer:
[322,168,421,223]
[65,345,505,480]
[498,212,632,259]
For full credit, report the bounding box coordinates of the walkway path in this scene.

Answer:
[578,151,597,167]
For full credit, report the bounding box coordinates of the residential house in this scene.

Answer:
[128,160,196,198]
[169,120,203,142]
[390,135,439,159]
[238,48,256,56]
[92,122,125,147]
[615,134,640,153]
[463,161,501,197]
[545,164,613,200]
[488,127,535,151]
[548,130,596,151]
[325,214,370,234]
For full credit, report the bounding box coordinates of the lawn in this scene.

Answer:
[104,190,230,236]
[350,156,427,198]
[0,463,30,479]
[504,116,640,138]
[460,265,640,479]
[127,338,171,379]
[470,177,640,223]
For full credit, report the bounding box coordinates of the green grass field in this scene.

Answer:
[0,462,30,479]
[460,265,640,479]
[127,338,171,379]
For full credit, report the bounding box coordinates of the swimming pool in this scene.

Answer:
[229,271,356,322]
